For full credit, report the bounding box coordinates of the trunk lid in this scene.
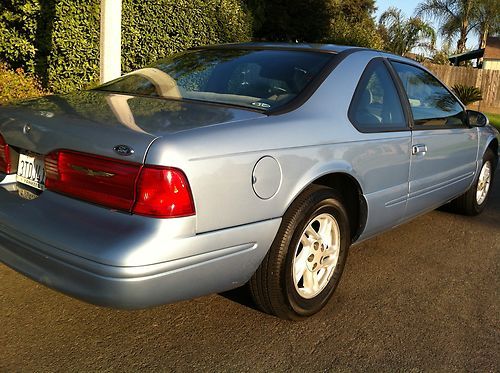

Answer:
[0,90,264,163]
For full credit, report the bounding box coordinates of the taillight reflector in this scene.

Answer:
[44,150,195,218]
[0,134,12,174]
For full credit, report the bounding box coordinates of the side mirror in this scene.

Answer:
[467,110,489,127]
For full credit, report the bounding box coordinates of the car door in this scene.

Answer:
[348,58,411,238]
[389,61,478,219]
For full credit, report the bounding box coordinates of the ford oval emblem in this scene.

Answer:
[113,145,134,156]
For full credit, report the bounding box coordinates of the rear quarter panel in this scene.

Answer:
[145,51,412,238]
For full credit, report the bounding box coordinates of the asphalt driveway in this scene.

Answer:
[1,180,499,372]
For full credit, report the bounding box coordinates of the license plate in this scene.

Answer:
[17,153,46,190]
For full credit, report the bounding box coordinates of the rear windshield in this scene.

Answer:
[95,49,334,111]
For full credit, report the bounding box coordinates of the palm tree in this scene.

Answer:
[474,0,500,49]
[415,0,475,53]
[379,7,436,56]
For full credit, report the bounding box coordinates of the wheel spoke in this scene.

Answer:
[303,270,320,293]
[305,224,321,241]
[318,217,332,243]
[320,255,338,269]
[294,249,309,282]
[300,234,312,247]
[312,271,320,292]
[329,233,338,251]
[324,242,339,257]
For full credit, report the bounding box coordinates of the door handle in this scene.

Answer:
[412,144,428,155]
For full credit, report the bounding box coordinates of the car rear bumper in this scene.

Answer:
[0,221,279,309]
[0,180,281,309]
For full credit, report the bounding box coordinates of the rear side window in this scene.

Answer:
[349,59,406,132]
[391,62,466,128]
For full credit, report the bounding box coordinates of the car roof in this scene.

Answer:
[195,42,359,54]
[194,42,423,66]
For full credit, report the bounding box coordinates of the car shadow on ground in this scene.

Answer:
[220,284,260,312]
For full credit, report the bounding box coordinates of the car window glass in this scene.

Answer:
[391,62,466,127]
[176,66,214,92]
[349,59,406,131]
[226,63,290,98]
[96,49,333,112]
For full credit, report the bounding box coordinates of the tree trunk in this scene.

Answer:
[477,24,489,67]
[457,18,468,54]
[479,24,489,49]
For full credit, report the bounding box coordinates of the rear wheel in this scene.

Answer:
[249,185,350,320]
[449,148,496,215]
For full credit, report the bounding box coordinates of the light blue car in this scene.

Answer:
[0,43,498,319]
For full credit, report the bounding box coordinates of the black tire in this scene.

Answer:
[449,148,496,216]
[249,185,350,320]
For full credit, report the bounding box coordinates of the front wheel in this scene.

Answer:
[249,185,350,320]
[449,148,496,215]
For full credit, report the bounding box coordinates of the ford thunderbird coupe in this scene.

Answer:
[0,43,498,319]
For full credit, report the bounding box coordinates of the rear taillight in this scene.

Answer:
[45,150,141,211]
[133,166,195,218]
[44,150,195,218]
[0,134,12,174]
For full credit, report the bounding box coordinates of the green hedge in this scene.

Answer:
[0,0,251,93]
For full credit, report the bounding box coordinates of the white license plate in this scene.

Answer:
[17,153,46,191]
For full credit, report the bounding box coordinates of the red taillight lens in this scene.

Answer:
[133,166,195,218]
[44,150,195,218]
[45,150,141,211]
[0,134,12,174]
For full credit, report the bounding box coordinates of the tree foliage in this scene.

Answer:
[0,0,252,93]
[379,7,436,56]
[431,41,453,64]
[247,0,333,42]
[475,0,500,48]
[415,0,500,52]
[415,0,475,53]
[0,0,389,94]
[245,0,383,48]
[325,0,383,49]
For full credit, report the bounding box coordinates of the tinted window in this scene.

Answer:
[349,59,405,131]
[96,49,333,111]
[391,62,466,127]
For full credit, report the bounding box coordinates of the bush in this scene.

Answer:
[432,50,451,65]
[324,0,383,49]
[246,0,383,49]
[325,14,383,49]
[0,0,252,93]
[0,63,46,105]
[249,0,332,42]
[451,84,483,106]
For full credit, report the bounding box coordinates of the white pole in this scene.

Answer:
[100,0,122,83]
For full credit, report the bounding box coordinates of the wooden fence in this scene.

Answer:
[422,62,500,114]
